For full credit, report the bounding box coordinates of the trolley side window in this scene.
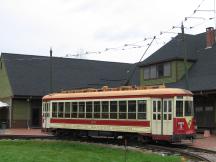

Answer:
[110,101,117,119]
[119,101,127,119]
[94,101,101,118]
[176,101,183,117]
[78,102,85,118]
[128,100,136,119]
[138,100,147,119]
[72,102,78,118]
[58,102,64,118]
[86,102,93,118]
[65,102,71,118]
[102,101,109,119]
[52,102,57,118]
[185,101,193,116]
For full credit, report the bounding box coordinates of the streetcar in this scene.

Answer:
[42,85,196,142]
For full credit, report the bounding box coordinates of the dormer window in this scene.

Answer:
[143,62,171,80]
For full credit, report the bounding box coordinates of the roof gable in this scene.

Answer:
[139,33,204,66]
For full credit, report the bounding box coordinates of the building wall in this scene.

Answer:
[194,94,216,131]
[176,60,193,81]
[11,98,42,128]
[0,97,12,128]
[140,60,193,86]
[0,60,12,98]
[12,99,31,128]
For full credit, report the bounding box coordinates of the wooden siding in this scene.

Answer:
[140,61,193,86]
[0,60,12,98]
[12,99,31,128]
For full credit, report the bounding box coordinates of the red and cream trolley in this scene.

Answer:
[42,86,196,142]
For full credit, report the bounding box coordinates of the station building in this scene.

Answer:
[0,53,138,128]
[1,28,216,132]
[139,27,216,133]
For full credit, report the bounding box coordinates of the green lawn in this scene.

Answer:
[0,140,181,162]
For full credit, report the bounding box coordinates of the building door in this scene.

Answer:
[32,108,40,127]
[0,108,9,128]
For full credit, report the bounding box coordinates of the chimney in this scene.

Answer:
[206,27,215,48]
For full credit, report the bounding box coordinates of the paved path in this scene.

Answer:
[1,129,216,151]
[190,134,216,151]
[0,128,49,136]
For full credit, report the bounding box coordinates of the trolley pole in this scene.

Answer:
[181,23,189,90]
[50,48,53,93]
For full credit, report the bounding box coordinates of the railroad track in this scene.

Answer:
[139,143,216,162]
[0,134,56,140]
[0,134,215,162]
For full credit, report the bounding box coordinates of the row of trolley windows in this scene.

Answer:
[51,100,147,120]
[176,100,193,117]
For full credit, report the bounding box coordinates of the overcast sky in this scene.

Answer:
[0,0,215,63]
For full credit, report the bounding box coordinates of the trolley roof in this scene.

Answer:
[43,86,192,101]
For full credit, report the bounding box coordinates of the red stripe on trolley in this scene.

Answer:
[50,118,150,127]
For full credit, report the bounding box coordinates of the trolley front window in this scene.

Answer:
[185,101,193,116]
[176,101,183,117]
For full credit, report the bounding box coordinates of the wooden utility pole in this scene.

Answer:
[181,23,189,90]
[50,48,53,93]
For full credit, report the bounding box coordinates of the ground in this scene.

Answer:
[0,140,181,162]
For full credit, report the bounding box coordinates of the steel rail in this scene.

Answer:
[141,144,214,162]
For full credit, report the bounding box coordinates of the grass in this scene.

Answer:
[0,140,181,162]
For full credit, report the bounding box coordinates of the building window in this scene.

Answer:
[144,67,150,79]
[157,64,164,78]
[150,65,157,79]
[164,62,171,76]
[143,62,171,80]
